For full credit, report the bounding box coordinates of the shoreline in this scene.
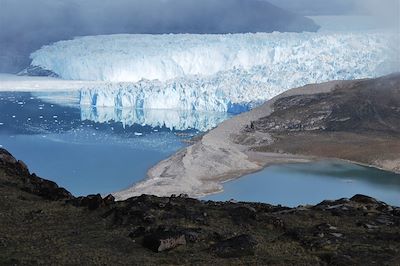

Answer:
[2,147,399,264]
[114,74,400,200]
[196,156,400,202]
[113,79,354,200]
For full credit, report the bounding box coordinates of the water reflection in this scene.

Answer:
[0,91,228,196]
[1,91,230,136]
[81,106,230,131]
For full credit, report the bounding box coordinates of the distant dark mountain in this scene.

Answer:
[0,0,319,73]
[267,0,358,16]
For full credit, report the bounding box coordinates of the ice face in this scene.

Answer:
[31,32,396,82]
[30,32,398,112]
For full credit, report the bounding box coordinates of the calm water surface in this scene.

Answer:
[206,161,400,207]
[0,91,229,196]
[1,91,399,206]
[1,15,399,203]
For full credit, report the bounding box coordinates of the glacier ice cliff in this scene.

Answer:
[31,32,398,112]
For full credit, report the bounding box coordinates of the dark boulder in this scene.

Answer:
[23,174,73,201]
[71,194,105,210]
[70,194,116,210]
[103,194,115,205]
[229,205,257,224]
[210,234,258,258]
[0,149,30,177]
[350,195,379,204]
[143,230,186,252]
[1,149,73,200]
[129,227,147,238]
[0,149,17,164]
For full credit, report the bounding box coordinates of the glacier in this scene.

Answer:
[30,32,398,112]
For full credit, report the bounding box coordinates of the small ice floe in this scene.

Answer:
[27,118,31,121]
[134,132,143,136]
[39,116,43,119]
[17,101,24,105]
[0,122,4,126]
[38,107,43,110]
[53,115,58,118]
[11,115,16,118]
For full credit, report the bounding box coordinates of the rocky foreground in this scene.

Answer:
[1,148,400,265]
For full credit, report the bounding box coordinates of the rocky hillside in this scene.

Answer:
[243,73,400,173]
[1,148,399,265]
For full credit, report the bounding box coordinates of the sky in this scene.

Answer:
[0,0,398,73]
[269,0,399,16]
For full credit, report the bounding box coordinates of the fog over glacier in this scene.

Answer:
[2,0,398,73]
[0,0,320,73]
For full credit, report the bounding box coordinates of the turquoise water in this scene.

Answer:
[206,161,400,207]
[1,91,399,206]
[1,15,399,203]
[0,91,229,196]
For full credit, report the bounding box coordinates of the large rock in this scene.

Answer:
[143,230,187,252]
[350,194,379,204]
[211,234,258,258]
[70,194,115,210]
[23,174,74,201]
[0,149,17,164]
[1,149,73,200]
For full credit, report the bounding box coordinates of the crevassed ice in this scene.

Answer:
[32,32,398,112]
[31,32,396,82]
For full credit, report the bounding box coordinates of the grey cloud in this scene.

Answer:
[0,0,320,73]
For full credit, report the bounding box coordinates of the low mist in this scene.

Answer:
[0,0,398,73]
[0,0,320,73]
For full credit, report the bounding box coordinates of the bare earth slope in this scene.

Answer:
[115,74,400,200]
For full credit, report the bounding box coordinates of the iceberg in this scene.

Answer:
[30,32,398,112]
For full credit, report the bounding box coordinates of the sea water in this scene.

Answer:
[205,161,400,207]
[0,91,229,196]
